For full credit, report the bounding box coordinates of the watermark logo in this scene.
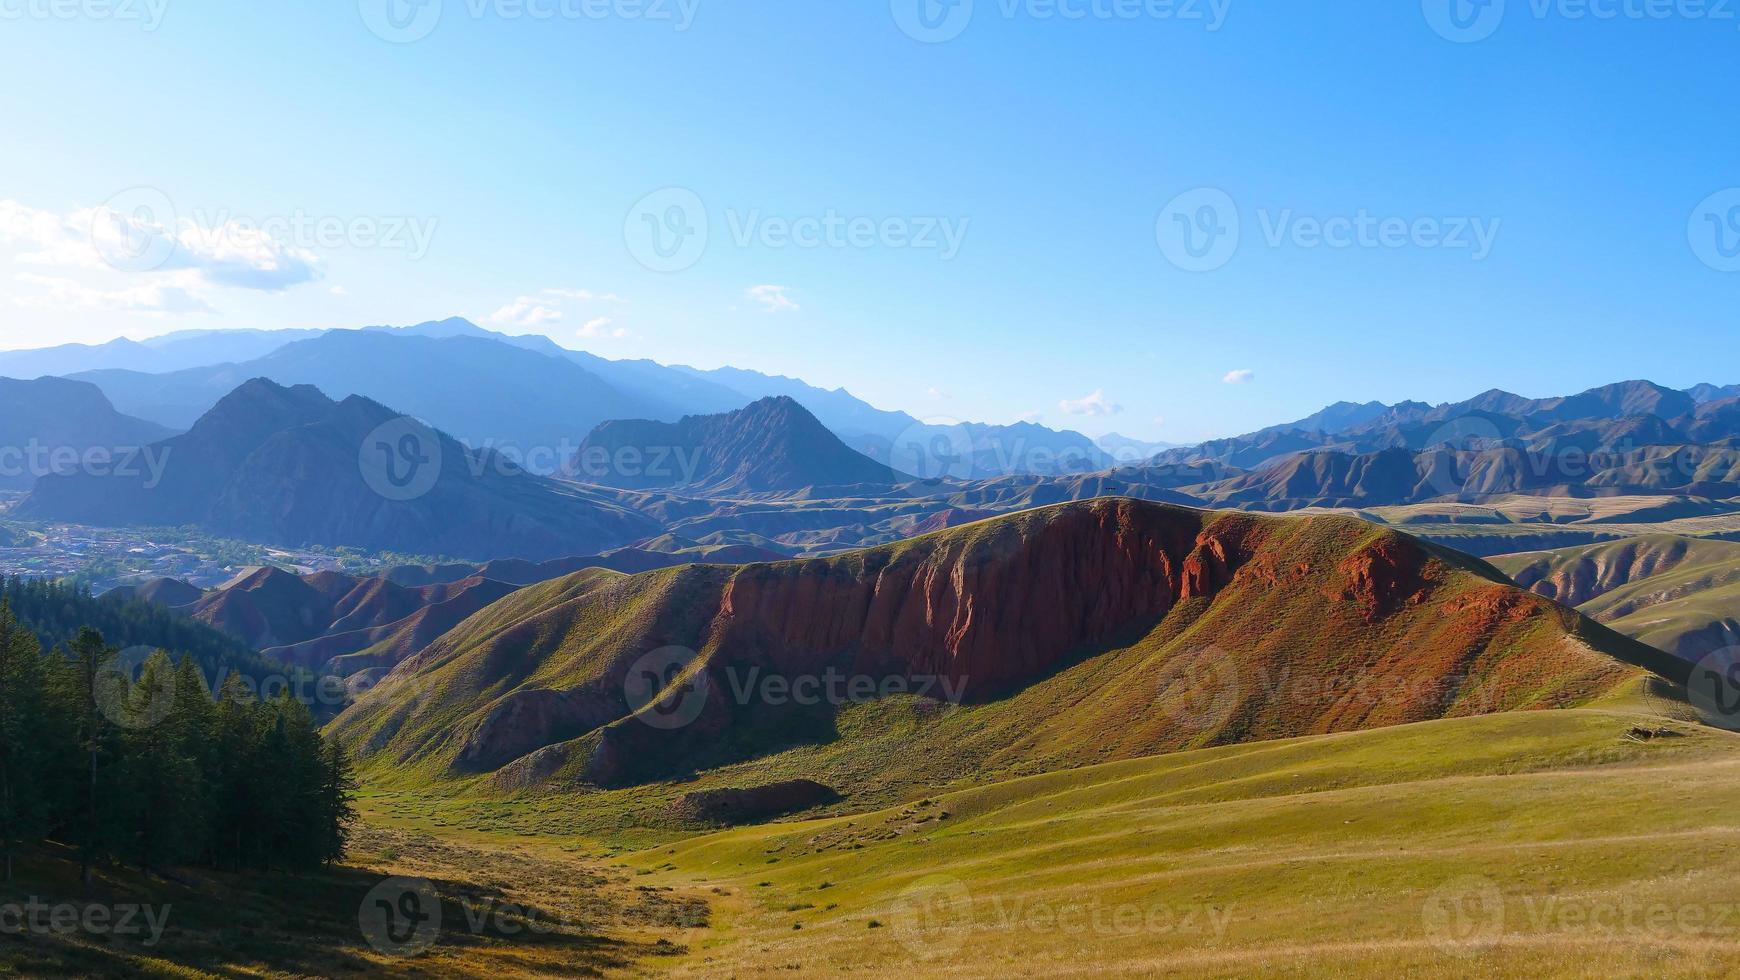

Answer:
[1422,875,1506,951]
[1690,188,1740,273]
[1418,413,1508,498]
[359,877,443,957]
[1158,189,1501,271]
[623,646,712,729]
[894,0,1229,41]
[91,186,178,274]
[359,0,443,42]
[892,0,974,42]
[1152,646,1239,735]
[623,189,970,271]
[93,645,176,731]
[625,187,709,273]
[1423,0,1505,42]
[892,874,973,958]
[1686,646,1740,732]
[889,416,978,490]
[359,416,444,502]
[1156,187,1239,272]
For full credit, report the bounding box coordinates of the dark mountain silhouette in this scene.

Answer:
[570,396,905,493]
[18,378,658,560]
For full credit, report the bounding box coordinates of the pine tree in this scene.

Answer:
[116,651,201,875]
[209,672,260,871]
[59,627,119,887]
[318,737,358,867]
[0,602,52,881]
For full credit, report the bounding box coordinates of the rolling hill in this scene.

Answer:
[331,498,1676,827]
[1494,535,1740,660]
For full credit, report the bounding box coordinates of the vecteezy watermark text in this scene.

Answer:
[1156,188,1502,272]
[0,0,168,29]
[624,188,970,272]
[0,442,171,487]
[1425,0,1740,43]
[0,898,171,947]
[359,0,701,43]
[892,0,1232,43]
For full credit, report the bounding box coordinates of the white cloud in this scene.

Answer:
[577,316,628,340]
[1152,415,1167,426]
[329,285,348,296]
[1059,389,1123,417]
[0,199,319,292]
[544,287,627,303]
[1016,410,1044,424]
[926,386,949,400]
[1222,369,1255,385]
[747,284,799,313]
[490,296,564,328]
[11,272,213,316]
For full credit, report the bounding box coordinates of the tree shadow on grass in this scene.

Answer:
[0,841,685,979]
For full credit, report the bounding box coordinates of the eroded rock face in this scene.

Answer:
[715,499,1231,692]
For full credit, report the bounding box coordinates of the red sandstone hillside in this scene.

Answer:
[331,498,1680,794]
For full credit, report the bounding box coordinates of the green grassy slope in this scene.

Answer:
[626,708,1740,978]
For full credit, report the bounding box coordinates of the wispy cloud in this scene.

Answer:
[747,284,799,313]
[490,296,563,328]
[544,287,627,303]
[577,316,628,340]
[10,272,213,316]
[1222,369,1255,385]
[1059,389,1123,417]
[0,199,319,292]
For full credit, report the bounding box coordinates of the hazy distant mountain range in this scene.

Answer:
[17,378,657,559]
[0,377,171,490]
[0,317,1148,478]
[7,319,1740,566]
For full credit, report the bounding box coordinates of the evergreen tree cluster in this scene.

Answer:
[0,577,285,690]
[0,602,355,883]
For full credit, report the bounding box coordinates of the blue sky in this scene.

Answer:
[1,1,1737,441]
